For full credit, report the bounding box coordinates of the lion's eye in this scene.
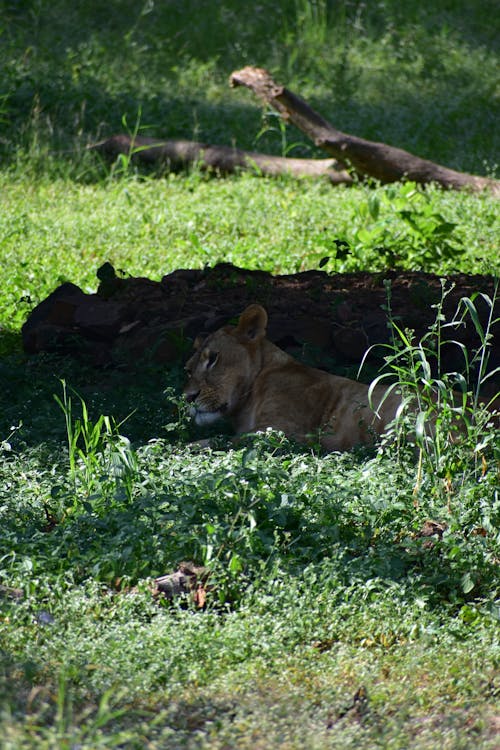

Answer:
[207,351,219,369]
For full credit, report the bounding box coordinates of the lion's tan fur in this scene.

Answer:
[184,304,402,451]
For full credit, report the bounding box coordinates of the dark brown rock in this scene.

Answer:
[332,326,369,361]
[74,296,127,339]
[112,323,187,365]
[22,282,87,353]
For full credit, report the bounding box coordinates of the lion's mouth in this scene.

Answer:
[189,403,228,426]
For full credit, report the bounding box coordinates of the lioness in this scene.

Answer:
[184,304,402,451]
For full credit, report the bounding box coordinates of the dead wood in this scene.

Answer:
[90,134,353,185]
[230,66,500,196]
[153,562,209,602]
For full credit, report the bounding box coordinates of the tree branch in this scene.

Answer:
[89,134,353,185]
[230,66,500,196]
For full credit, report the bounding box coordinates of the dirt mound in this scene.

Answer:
[22,263,500,387]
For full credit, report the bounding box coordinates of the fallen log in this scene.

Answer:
[230,66,500,196]
[89,134,353,185]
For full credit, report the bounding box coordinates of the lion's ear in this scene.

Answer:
[236,304,268,342]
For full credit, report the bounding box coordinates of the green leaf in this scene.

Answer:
[460,297,486,343]
[461,572,475,594]
[229,553,243,573]
[368,194,380,220]
[334,239,351,260]
[431,221,457,237]
[415,410,427,443]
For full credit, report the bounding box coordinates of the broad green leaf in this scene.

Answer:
[461,572,475,594]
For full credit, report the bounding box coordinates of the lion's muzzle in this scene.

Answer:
[190,406,224,426]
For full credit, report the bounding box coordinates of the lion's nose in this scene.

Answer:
[185,391,199,404]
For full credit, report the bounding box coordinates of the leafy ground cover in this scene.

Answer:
[1,363,499,748]
[1,1,499,748]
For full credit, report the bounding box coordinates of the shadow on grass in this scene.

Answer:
[0,350,179,448]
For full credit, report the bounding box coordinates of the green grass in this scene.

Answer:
[1,174,499,338]
[1,1,500,747]
[1,410,499,748]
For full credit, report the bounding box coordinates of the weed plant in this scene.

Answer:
[364,281,500,498]
[54,379,138,503]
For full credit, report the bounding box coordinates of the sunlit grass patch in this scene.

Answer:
[1,174,499,338]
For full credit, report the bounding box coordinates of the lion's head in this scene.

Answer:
[184,305,268,426]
